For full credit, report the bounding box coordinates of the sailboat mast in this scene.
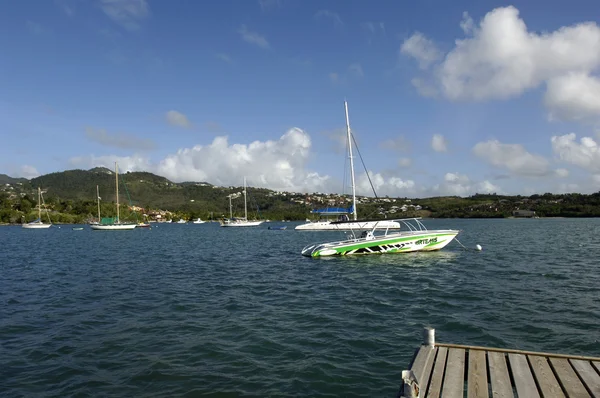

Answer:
[229,195,233,219]
[344,101,358,221]
[96,185,101,221]
[115,162,120,223]
[38,187,41,221]
[243,177,248,220]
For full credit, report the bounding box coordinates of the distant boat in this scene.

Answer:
[268,226,287,230]
[22,187,52,229]
[177,219,187,224]
[90,162,137,231]
[192,218,206,224]
[221,177,263,227]
[72,227,84,231]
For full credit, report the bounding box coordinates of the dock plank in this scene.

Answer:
[570,359,600,397]
[550,357,591,398]
[442,348,465,398]
[426,346,447,398]
[410,345,436,394]
[467,349,489,398]
[488,351,513,398]
[528,355,565,398]
[508,353,540,398]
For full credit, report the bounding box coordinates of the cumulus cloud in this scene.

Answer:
[545,73,600,123]
[432,172,500,196]
[431,134,448,152]
[100,0,149,30]
[166,110,192,129]
[355,171,416,197]
[238,25,270,49]
[400,32,442,70]
[398,157,411,168]
[473,140,549,176]
[400,6,600,121]
[551,133,600,172]
[70,128,335,192]
[85,127,156,150]
[314,10,343,28]
[15,165,40,179]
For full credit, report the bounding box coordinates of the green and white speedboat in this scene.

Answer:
[301,218,459,257]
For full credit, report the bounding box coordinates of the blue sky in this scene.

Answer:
[1,0,600,197]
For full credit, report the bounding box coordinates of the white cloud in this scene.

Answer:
[431,134,448,152]
[432,172,500,196]
[473,140,549,176]
[70,128,334,192]
[545,73,600,122]
[551,133,600,172]
[355,171,416,197]
[555,168,569,177]
[330,64,364,85]
[258,0,281,11]
[16,165,40,179]
[100,0,149,30]
[361,21,385,35]
[216,53,232,63]
[398,157,411,168]
[400,32,442,70]
[85,127,156,150]
[381,136,410,152]
[238,25,270,49]
[166,110,192,129]
[400,6,600,122]
[460,11,474,35]
[314,10,343,28]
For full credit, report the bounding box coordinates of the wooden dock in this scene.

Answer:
[399,328,600,398]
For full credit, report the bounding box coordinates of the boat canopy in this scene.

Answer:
[101,217,116,224]
[310,205,354,215]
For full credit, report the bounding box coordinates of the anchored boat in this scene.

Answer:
[301,218,458,257]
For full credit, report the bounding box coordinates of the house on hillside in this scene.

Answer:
[512,210,536,218]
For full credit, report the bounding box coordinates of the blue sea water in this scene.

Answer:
[1,218,599,396]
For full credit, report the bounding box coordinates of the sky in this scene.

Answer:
[1,0,600,197]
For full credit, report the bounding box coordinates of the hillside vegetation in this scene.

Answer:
[2,168,600,224]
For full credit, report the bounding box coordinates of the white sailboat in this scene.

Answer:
[22,187,52,229]
[221,177,263,227]
[90,162,137,231]
[301,102,459,257]
[295,101,400,231]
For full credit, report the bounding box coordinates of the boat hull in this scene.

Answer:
[90,223,137,231]
[295,220,400,230]
[22,223,52,229]
[301,230,459,257]
[221,220,263,227]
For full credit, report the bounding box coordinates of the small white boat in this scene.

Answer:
[192,218,206,224]
[177,219,187,224]
[22,187,52,229]
[302,218,458,257]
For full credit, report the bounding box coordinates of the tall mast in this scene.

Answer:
[344,100,357,221]
[243,177,248,220]
[38,187,42,221]
[115,162,120,223]
[228,195,233,219]
[96,185,101,221]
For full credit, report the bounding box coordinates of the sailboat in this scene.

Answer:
[220,177,263,227]
[22,187,52,229]
[295,101,400,231]
[90,162,137,231]
[301,102,459,257]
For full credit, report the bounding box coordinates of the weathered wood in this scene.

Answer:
[570,359,600,397]
[437,343,600,362]
[410,345,435,395]
[442,348,465,398]
[528,355,565,398]
[426,346,447,398]
[487,351,513,398]
[508,353,540,398]
[549,357,591,398]
[467,349,488,398]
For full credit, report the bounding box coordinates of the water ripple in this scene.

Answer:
[1,219,599,396]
